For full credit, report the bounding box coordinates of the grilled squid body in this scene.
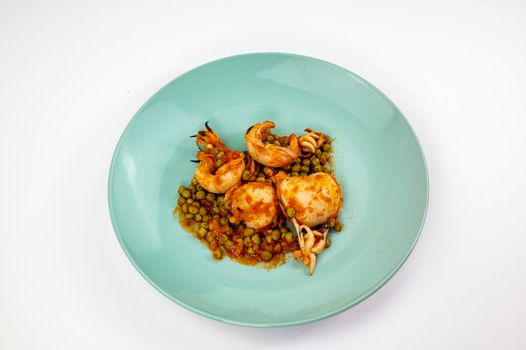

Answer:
[224,182,279,229]
[275,172,342,227]
[245,121,300,167]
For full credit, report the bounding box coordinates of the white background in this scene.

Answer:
[1,0,525,349]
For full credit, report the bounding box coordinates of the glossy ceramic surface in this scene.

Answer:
[108,53,428,327]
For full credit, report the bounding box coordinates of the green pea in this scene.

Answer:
[195,191,206,200]
[321,152,330,160]
[244,237,252,246]
[199,207,207,216]
[313,165,323,172]
[266,135,274,142]
[283,165,291,171]
[256,177,265,182]
[242,170,251,181]
[319,154,327,165]
[272,140,281,147]
[215,159,224,168]
[220,217,228,226]
[185,213,194,220]
[322,143,331,152]
[200,222,209,229]
[300,165,309,173]
[302,159,311,166]
[315,149,322,156]
[177,186,186,195]
[273,243,282,253]
[189,205,199,215]
[203,215,211,223]
[261,251,273,261]
[280,227,288,233]
[280,136,289,145]
[265,235,273,243]
[290,172,299,177]
[271,230,281,241]
[181,190,192,199]
[224,240,234,250]
[243,228,255,236]
[246,246,255,255]
[196,184,204,191]
[177,197,185,205]
[291,164,301,173]
[206,232,214,243]
[206,193,215,202]
[217,196,225,204]
[311,158,320,166]
[325,237,332,248]
[299,172,307,176]
[188,184,196,193]
[286,207,296,218]
[212,250,223,259]
[212,206,220,214]
[218,234,227,244]
[328,218,336,228]
[186,198,194,205]
[251,234,261,244]
[263,167,273,177]
[191,178,198,186]
[194,214,202,222]
[335,220,343,232]
[216,151,225,159]
[182,204,189,213]
[198,227,207,238]
[285,232,294,243]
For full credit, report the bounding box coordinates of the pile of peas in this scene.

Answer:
[263,133,291,147]
[260,132,334,177]
[206,146,227,173]
[241,164,275,182]
[175,178,300,264]
[285,136,333,177]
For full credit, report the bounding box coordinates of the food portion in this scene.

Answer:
[245,121,300,167]
[174,120,344,274]
[193,122,245,194]
[225,182,279,229]
[274,171,342,274]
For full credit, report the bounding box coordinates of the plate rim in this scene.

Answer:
[107,52,430,327]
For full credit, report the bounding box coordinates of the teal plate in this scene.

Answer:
[108,53,428,327]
